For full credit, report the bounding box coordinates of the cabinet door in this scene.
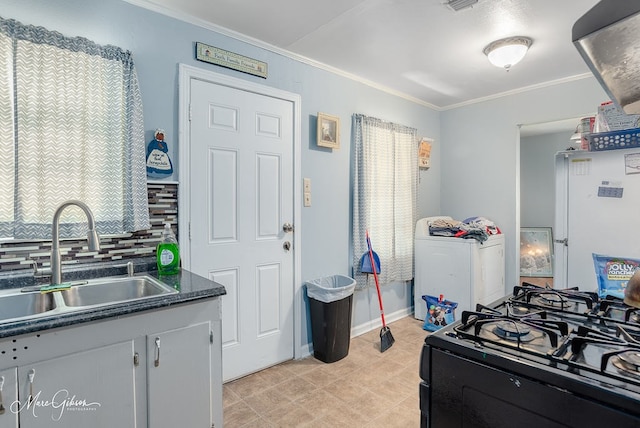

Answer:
[147,322,211,428]
[18,341,136,428]
[0,367,18,428]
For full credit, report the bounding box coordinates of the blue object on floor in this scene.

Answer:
[422,295,458,332]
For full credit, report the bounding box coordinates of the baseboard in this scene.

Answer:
[350,307,414,338]
[296,307,414,360]
[298,342,313,360]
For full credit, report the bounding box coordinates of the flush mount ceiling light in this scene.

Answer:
[442,0,479,12]
[483,36,533,70]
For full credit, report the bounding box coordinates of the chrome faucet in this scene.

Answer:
[50,200,101,285]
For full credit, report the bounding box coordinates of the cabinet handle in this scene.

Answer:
[154,337,161,367]
[28,369,35,401]
[0,375,5,414]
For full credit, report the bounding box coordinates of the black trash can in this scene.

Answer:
[306,275,356,363]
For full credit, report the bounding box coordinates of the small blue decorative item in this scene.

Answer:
[422,295,458,332]
[146,129,173,178]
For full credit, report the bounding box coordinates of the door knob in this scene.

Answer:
[283,223,294,233]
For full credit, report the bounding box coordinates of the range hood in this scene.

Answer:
[573,0,640,114]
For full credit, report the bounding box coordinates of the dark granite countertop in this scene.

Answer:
[0,258,226,339]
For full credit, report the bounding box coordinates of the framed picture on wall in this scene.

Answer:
[520,227,553,277]
[317,112,340,149]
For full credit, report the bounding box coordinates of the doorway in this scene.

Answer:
[518,117,581,288]
[178,65,302,381]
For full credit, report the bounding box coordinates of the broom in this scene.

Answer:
[366,230,395,352]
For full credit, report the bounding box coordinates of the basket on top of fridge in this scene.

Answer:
[587,128,640,151]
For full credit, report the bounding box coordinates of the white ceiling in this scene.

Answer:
[130,0,602,110]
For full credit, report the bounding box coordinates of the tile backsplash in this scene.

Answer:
[0,182,177,273]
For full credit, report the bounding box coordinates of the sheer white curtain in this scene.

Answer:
[352,114,418,287]
[0,17,149,239]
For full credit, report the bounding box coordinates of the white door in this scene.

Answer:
[553,153,569,289]
[189,78,295,381]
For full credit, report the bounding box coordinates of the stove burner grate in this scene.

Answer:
[512,285,597,312]
[596,298,640,325]
[508,303,533,317]
[613,350,640,377]
[532,293,573,310]
[456,310,568,351]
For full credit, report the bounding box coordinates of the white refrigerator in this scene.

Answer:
[554,148,640,291]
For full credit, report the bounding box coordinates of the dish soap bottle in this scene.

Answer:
[157,223,180,275]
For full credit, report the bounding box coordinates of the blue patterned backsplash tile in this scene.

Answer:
[0,183,178,273]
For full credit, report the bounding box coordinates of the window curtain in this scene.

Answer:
[352,114,418,287]
[0,17,149,239]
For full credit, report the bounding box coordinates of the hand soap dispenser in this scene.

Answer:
[157,223,180,275]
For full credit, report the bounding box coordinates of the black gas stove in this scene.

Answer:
[420,283,640,427]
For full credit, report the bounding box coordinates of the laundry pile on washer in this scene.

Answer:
[427,216,500,242]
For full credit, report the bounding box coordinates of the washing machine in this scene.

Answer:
[414,217,505,321]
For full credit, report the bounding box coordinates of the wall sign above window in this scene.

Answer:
[195,42,267,79]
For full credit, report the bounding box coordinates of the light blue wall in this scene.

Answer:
[1,0,441,349]
[441,78,608,293]
[3,0,614,352]
[520,131,573,229]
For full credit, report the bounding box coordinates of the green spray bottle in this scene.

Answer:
[157,223,180,275]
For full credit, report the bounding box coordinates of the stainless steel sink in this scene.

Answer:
[60,275,178,307]
[0,291,56,321]
[0,275,178,325]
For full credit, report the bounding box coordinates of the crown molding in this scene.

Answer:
[124,1,596,113]
[123,0,440,110]
[441,73,595,111]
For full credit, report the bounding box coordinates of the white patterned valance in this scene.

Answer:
[0,17,149,239]
[352,114,418,287]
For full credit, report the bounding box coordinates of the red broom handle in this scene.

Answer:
[366,231,387,327]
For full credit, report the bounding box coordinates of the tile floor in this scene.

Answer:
[223,316,427,427]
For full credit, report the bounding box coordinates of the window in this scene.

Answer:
[0,17,149,240]
[352,114,418,286]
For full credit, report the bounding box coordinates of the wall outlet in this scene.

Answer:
[304,192,311,207]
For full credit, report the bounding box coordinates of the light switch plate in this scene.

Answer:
[303,178,311,193]
[304,192,311,207]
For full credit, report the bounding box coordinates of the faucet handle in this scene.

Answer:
[30,258,51,278]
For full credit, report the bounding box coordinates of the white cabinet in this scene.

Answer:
[18,341,136,428]
[0,297,222,428]
[147,322,212,427]
[0,342,134,428]
[414,233,505,320]
[0,368,18,428]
